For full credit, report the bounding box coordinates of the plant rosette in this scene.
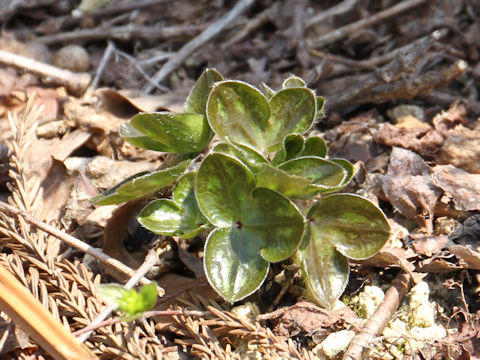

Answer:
[92,69,391,308]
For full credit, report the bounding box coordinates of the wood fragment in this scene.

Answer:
[0,201,154,287]
[143,0,255,93]
[308,0,430,49]
[342,271,412,360]
[0,264,98,360]
[0,49,90,95]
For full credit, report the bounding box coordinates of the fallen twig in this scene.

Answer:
[143,0,255,93]
[305,0,358,29]
[37,23,207,45]
[0,49,90,95]
[308,0,430,49]
[342,271,412,360]
[76,250,161,342]
[0,201,154,287]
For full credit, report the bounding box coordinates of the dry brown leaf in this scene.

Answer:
[257,300,360,338]
[432,165,480,211]
[382,147,443,233]
[374,123,444,157]
[449,245,480,270]
[39,158,71,222]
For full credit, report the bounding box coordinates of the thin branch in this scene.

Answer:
[308,0,430,49]
[0,49,90,95]
[143,0,255,93]
[76,250,160,342]
[87,41,115,92]
[342,271,412,360]
[306,0,358,29]
[37,23,207,45]
[0,201,155,287]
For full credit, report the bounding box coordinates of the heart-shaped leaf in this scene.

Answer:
[207,81,271,153]
[138,172,208,238]
[90,160,190,205]
[185,68,224,116]
[297,194,390,308]
[204,228,269,303]
[197,153,305,302]
[267,87,316,149]
[130,112,211,153]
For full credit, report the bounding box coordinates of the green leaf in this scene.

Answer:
[207,81,271,153]
[185,68,224,116]
[204,228,269,303]
[267,88,316,149]
[295,227,349,309]
[90,160,190,205]
[297,194,390,308]
[213,142,268,174]
[197,153,305,302]
[272,134,305,166]
[317,96,326,117]
[256,157,347,198]
[130,112,211,153]
[302,136,327,158]
[282,75,306,88]
[120,123,169,152]
[262,83,276,99]
[328,158,354,190]
[138,172,208,238]
[97,282,158,320]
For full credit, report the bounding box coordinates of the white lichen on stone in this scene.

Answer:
[358,285,385,318]
[314,330,355,359]
[408,281,436,327]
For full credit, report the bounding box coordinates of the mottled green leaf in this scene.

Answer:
[272,134,305,166]
[197,153,305,302]
[213,142,268,174]
[138,172,208,238]
[130,112,211,153]
[90,160,190,205]
[204,228,269,303]
[329,158,354,189]
[282,76,306,88]
[120,123,168,152]
[317,96,326,117]
[267,88,316,149]
[256,163,313,198]
[296,194,390,308]
[185,68,224,116]
[207,81,271,153]
[302,136,327,158]
[295,227,349,309]
[262,83,276,99]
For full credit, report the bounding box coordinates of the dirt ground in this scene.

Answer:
[0,0,480,359]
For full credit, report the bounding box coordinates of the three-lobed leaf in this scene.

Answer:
[297,194,391,308]
[196,153,305,302]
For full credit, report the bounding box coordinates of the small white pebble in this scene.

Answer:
[320,330,355,358]
[358,285,385,318]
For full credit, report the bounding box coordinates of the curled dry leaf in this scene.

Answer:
[433,165,480,212]
[374,123,444,157]
[382,147,442,233]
